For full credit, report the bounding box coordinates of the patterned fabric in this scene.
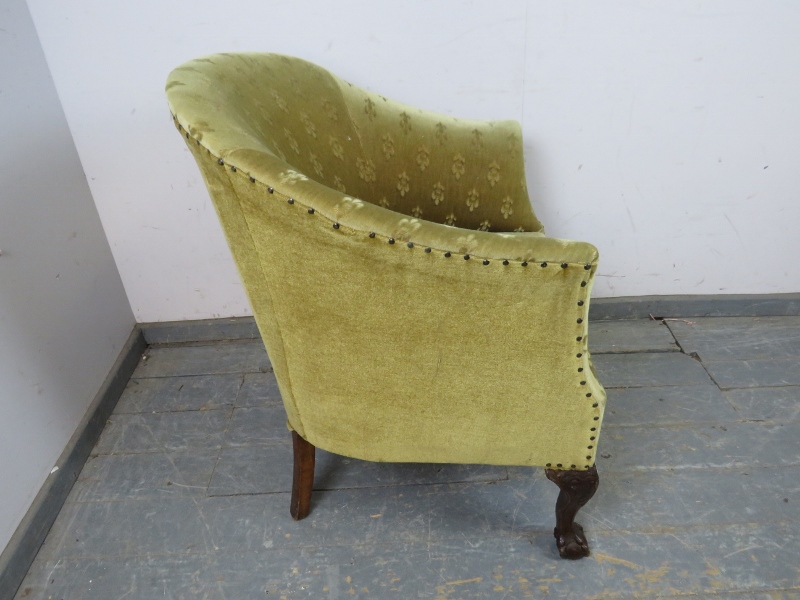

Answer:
[166,53,543,233]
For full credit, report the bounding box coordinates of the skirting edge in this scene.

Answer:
[0,326,147,600]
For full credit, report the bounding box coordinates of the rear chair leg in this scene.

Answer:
[545,466,599,559]
[290,431,315,520]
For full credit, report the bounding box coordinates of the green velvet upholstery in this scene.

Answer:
[166,53,605,470]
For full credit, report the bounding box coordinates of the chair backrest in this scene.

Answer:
[166,52,543,233]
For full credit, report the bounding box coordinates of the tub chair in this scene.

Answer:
[166,53,605,559]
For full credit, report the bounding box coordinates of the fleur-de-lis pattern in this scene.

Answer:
[431,182,445,206]
[399,112,412,134]
[466,189,480,212]
[357,157,376,182]
[452,154,466,180]
[300,112,317,138]
[416,146,430,172]
[478,220,491,231]
[284,128,300,155]
[364,97,377,120]
[397,171,410,197]
[487,161,500,187]
[382,134,395,160]
[271,90,289,113]
[501,196,514,219]
[329,136,344,160]
[310,152,324,178]
[435,122,448,145]
[175,54,542,234]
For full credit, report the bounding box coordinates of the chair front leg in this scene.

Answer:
[290,431,315,520]
[545,466,599,559]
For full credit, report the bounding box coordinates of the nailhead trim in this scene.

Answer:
[483,259,490,265]
[388,238,395,244]
[333,223,340,229]
[424,247,431,253]
[463,254,470,260]
[308,208,315,214]
[561,263,568,269]
[217,158,224,166]
[407,242,414,248]
[249,176,256,183]
[288,198,294,204]
[444,252,451,258]
[268,187,274,194]
[578,300,584,306]
[503,260,509,266]
[369,232,376,238]
[541,262,547,268]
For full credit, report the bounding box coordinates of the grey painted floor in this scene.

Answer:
[14,317,800,599]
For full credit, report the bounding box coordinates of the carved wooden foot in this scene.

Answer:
[290,431,315,520]
[545,466,599,559]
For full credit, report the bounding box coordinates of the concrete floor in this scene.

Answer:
[14,317,800,599]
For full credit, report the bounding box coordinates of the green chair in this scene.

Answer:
[166,53,605,559]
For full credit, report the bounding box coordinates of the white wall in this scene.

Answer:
[26,0,800,322]
[0,0,134,553]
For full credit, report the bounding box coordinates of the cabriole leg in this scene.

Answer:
[544,466,599,559]
[290,431,315,520]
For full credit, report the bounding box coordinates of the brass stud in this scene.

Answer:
[580,381,586,385]
[586,393,592,397]
[577,353,583,358]
[588,446,593,449]
[268,187,274,194]
[577,318,583,324]
[571,464,576,469]
[483,259,490,265]
[388,238,395,244]
[230,166,237,172]
[577,336,582,341]
[249,176,256,183]
[578,300,584,306]
[444,251,451,257]
[369,232,376,238]
[308,208,315,214]
[591,427,597,431]
[590,436,596,440]
[586,456,592,460]
[541,262,548,268]
[593,416,599,421]
[584,264,591,270]
[561,263,568,269]
[503,260,509,266]
[546,463,552,467]
[593,403,599,408]
[287,198,294,204]
[521,261,528,267]
[578,367,584,372]
[424,247,431,253]
[407,242,414,248]
[581,281,587,287]
[557,463,563,468]
[464,254,470,260]
[333,223,340,229]
[217,158,224,165]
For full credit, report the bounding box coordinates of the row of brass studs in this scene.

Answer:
[177,120,595,269]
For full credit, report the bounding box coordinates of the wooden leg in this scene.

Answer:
[290,431,315,520]
[545,466,599,559]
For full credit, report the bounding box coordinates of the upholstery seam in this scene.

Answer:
[219,165,307,437]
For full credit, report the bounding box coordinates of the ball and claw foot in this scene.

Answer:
[554,521,590,560]
[545,465,599,560]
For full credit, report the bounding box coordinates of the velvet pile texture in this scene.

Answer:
[166,53,605,470]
